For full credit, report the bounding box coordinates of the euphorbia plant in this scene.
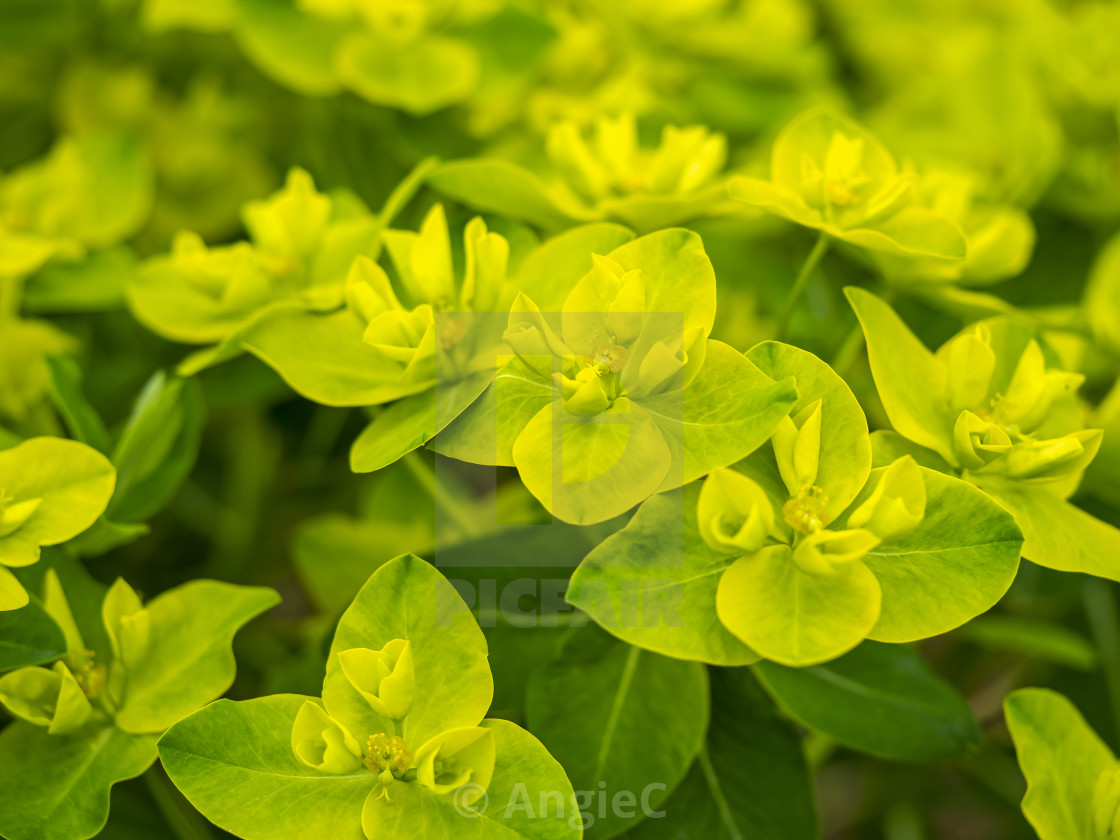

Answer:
[848,286,1120,581]
[0,558,276,840]
[434,228,798,524]
[158,554,579,840]
[567,341,1023,665]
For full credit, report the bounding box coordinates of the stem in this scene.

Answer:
[402,450,481,539]
[1084,578,1120,742]
[378,156,440,228]
[776,233,830,339]
[143,767,213,840]
[830,322,865,378]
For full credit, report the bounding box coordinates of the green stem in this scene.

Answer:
[378,156,440,228]
[402,450,481,539]
[830,322,865,378]
[1084,578,1120,742]
[143,767,213,840]
[776,233,830,339]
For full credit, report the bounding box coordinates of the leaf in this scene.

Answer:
[514,224,635,312]
[323,555,493,749]
[754,641,980,761]
[958,617,1097,670]
[23,246,135,313]
[858,467,1021,643]
[335,33,480,115]
[107,373,206,523]
[158,694,375,840]
[0,597,67,670]
[641,341,799,491]
[525,626,708,839]
[568,484,758,666]
[0,722,158,840]
[292,514,430,615]
[976,477,1120,582]
[241,309,425,407]
[628,667,816,840]
[716,546,882,667]
[115,581,280,733]
[234,0,344,96]
[845,287,954,463]
[429,357,553,468]
[513,398,672,526]
[746,340,871,514]
[427,160,582,232]
[350,371,494,473]
[45,355,111,453]
[1005,687,1114,840]
[0,437,116,569]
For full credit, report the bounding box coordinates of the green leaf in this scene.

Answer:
[107,373,205,523]
[976,478,1120,581]
[0,437,116,571]
[323,555,493,749]
[568,484,758,666]
[292,514,430,615]
[1005,688,1115,840]
[628,668,816,840]
[427,160,583,232]
[429,357,554,468]
[746,340,871,514]
[716,545,882,667]
[525,626,708,839]
[959,617,1097,670]
[513,398,672,526]
[754,641,980,761]
[350,371,494,473]
[234,0,344,96]
[335,33,480,115]
[23,246,135,313]
[115,581,279,733]
[242,309,425,407]
[0,597,67,670]
[514,224,635,312]
[158,694,376,840]
[641,340,799,491]
[0,723,158,840]
[858,467,1021,643]
[44,355,111,454]
[845,287,954,463]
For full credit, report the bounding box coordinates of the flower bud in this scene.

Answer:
[636,326,707,397]
[383,204,457,307]
[102,578,150,708]
[291,700,363,774]
[504,294,572,381]
[772,400,823,497]
[847,456,926,542]
[999,429,1103,481]
[647,125,727,194]
[0,662,92,734]
[941,325,995,416]
[338,639,415,721]
[697,468,776,554]
[953,410,1012,470]
[791,528,880,576]
[461,217,509,315]
[558,367,613,416]
[414,726,495,801]
[994,340,1084,433]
